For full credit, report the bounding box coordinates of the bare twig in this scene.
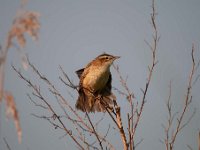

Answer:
[198,131,200,150]
[164,81,173,150]
[102,98,128,150]
[111,1,159,149]
[13,59,116,149]
[59,66,115,149]
[27,93,47,109]
[31,114,63,130]
[132,0,159,147]
[59,66,78,90]
[134,138,143,149]
[85,111,104,150]
[187,145,193,150]
[169,45,196,150]
[3,138,11,150]
[162,45,198,150]
[113,64,133,150]
[12,65,85,150]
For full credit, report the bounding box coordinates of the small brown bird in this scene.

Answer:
[75,53,120,112]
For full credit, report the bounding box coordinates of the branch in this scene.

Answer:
[13,60,115,149]
[164,81,173,150]
[12,65,85,150]
[169,45,196,149]
[133,0,159,139]
[102,97,128,150]
[115,106,128,150]
[3,138,11,150]
[85,111,104,150]
[197,131,200,150]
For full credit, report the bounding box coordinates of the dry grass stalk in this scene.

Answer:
[0,2,40,144]
[8,11,40,49]
[0,9,40,99]
[4,92,22,143]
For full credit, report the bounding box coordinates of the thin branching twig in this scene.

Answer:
[13,59,115,149]
[169,45,196,150]
[197,131,200,150]
[133,0,159,138]
[3,138,11,150]
[12,65,85,150]
[163,45,198,150]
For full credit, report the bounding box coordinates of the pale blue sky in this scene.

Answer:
[0,0,200,150]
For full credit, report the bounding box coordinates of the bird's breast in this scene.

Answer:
[82,67,110,92]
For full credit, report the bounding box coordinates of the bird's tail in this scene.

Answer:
[76,91,115,112]
[75,92,92,112]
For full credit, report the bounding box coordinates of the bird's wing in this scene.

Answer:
[75,58,95,79]
[101,72,112,95]
[75,68,85,79]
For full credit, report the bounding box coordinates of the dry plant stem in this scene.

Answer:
[14,61,115,149]
[59,67,115,149]
[29,62,84,126]
[59,66,103,150]
[113,64,133,102]
[113,64,134,149]
[163,45,198,150]
[102,99,128,150]
[12,66,84,150]
[115,106,128,150]
[187,145,193,150]
[0,64,5,100]
[32,97,92,150]
[31,114,63,130]
[0,35,11,100]
[3,137,12,150]
[112,1,158,149]
[164,81,173,150]
[113,65,134,150]
[1,4,40,143]
[1,8,40,100]
[29,63,85,128]
[198,131,200,150]
[169,45,196,150]
[85,111,104,150]
[1,39,22,141]
[127,114,132,150]
[133,0,158,142]
[50,94,92,148]
[75,126,91,150]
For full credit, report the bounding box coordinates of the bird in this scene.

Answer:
[75,53,120,112]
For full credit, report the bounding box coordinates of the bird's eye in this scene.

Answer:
[105,56,109,60]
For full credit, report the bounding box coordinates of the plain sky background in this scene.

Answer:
[0,0,200,150]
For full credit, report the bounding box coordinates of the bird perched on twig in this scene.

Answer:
[75,53,120,112]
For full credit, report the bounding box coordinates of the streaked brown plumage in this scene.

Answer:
[75,53,120,112]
